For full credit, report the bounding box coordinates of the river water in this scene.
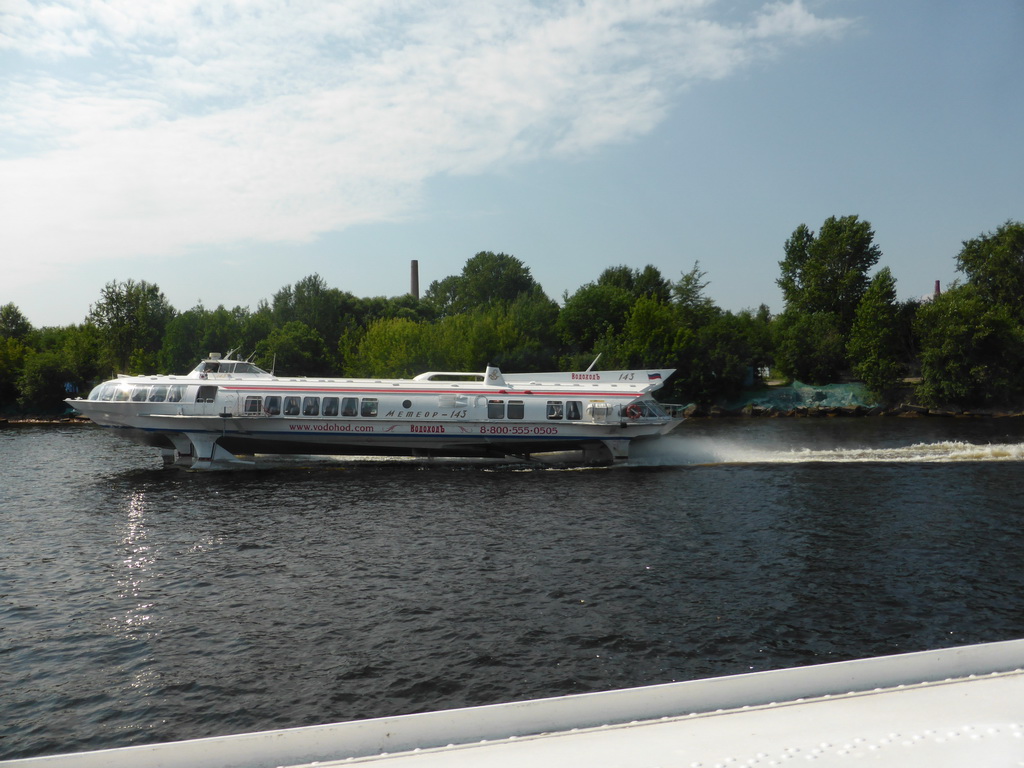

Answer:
[2,419,1024,760]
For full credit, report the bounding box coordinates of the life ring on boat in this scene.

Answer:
[626,404,642,420]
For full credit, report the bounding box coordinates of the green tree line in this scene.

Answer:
[3,218,1023,413]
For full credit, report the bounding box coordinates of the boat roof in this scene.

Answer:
[111,355,675,395]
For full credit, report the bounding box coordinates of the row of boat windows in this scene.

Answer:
[486,399,583,421]
[241,395,586,420]
[245,396,377,417]
[89,383,187,402]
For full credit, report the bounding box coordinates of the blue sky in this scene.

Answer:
[2,0,1022,328]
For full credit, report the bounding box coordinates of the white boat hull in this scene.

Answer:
[92,414,673,464]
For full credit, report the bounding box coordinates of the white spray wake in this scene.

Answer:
[630,438,1024,466]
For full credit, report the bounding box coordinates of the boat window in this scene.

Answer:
[196,385,218,403]
[488,399,505,419]
[244,396,263,415]
[341,397,358,417]
[131,386,149,402]
[546,401,563,420]
[113,386,131,402]
[360,398,378,417]
[167,385,184,403]
[149,386,168,402]
[283,396,301,416]
[264,395,281,415]
[508,400,525,419]
[645,400,667,417]
[98,384,115,401]
[566,401,582,420]
[322,397,339,416]
[303,396,320,416]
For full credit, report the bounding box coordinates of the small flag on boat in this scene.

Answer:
[647,372,662,380]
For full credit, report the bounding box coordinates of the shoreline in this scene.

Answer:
[678,403,1024,419]
[0,415,93,427]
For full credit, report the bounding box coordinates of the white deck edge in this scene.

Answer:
[6,638,1024,768]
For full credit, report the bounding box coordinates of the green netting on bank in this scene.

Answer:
[721,381,876,411]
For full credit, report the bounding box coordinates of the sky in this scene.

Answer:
[2,0,1022,328]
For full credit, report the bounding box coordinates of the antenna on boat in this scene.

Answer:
[226,347,238,360]
[585,353,602,372]
[270,354,276,375]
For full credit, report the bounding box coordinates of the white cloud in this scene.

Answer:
[0,0,852,279]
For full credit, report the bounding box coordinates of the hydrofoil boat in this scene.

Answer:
[66,353,680,469]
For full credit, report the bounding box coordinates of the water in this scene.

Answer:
[3,419,1024,759]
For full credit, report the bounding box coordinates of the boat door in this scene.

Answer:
[194,385,221,416]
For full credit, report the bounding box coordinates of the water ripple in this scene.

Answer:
[3,421,1024,759]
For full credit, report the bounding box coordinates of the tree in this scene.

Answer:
[58,323,104,394]
[772,311,847,384]
[687,312,761,403]
[273,275,348,340]
[847,267,904,400]
[0,303,33,340]
[8,323,104,409]
[435,306,536,372]
[254,321,329,377]
[672,262,717,327]
[350,318,435,377]
[585,263,761,403]
[593,264,671,301]
[160,304,252,373]
[496,292,560,370]
[558,265,671,360]
[915,284,1024,406]
[777,215,882,333]
[423,252,547,316]
[17,350,73,411]
[557,283,633,355]
[741,304,775,377]
[955,220,1024,318]
[604,295,679,370]
[160,306,208,373]
[0,336,28,409]
[633,265,673,303]
[88,280,175,373]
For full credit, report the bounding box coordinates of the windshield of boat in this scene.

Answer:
[191,360,269,376]
[636,400,668,417]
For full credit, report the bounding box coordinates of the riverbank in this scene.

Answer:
[677,380,1024,419]
[0,414,91,427]
[678,402,1024,419]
